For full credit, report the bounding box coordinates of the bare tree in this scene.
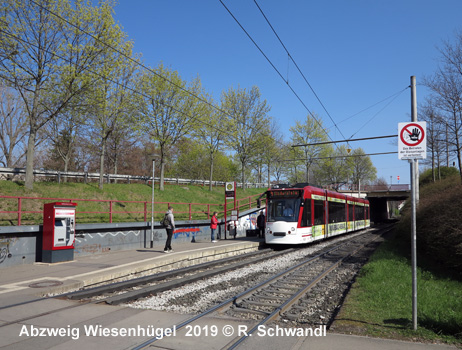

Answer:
[424,31,462,182]
[420,99,447,181]
[424,68,462,182]
[0,85,27,168]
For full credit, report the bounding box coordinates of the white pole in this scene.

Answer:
[151,159,155,248]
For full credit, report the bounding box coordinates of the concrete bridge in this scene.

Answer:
[339,184,410,223]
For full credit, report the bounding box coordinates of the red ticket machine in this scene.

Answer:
[42,202,77,263]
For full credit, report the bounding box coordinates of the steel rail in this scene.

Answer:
[130,237,356,350]
[225,231,388,349]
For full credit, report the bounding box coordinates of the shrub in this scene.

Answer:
[397,175,462,277]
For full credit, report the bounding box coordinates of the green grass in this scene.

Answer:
[0,181,265,225]
[334,230,462,345]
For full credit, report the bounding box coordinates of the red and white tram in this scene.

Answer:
[265,185,370,245]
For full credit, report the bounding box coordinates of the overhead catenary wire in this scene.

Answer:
[26,0,259,132]
[219,0,335,143]
[333,87,410,128]
[13,0,409,158]
[253,0,347,142]
[280,151,398,162]
[292,134,398,148]
[0,29,236,143]
[252,0,411,149]
[221,0,408,154]
[2,1,285,151]
[348,87,408,139]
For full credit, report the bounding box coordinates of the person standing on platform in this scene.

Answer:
[257,210,266,238]
[164,206,175,253]
[210,212,219,242]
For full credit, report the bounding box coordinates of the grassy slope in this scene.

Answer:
[0,181,266,225]
[333,176,462,345]
[333,230,461,345]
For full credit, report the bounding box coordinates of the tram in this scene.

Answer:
[265,184,370,245]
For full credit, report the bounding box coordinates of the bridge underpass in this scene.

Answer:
[340,185,410,223]
[366,188,410,223]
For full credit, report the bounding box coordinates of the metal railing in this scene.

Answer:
[0,193,264,226]
[0,167,266,188]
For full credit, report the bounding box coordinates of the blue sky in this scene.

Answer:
[112,0,462,185]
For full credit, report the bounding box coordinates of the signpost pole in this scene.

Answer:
[411,76,419,205]
[150,159,155,248]
[410,75,418,331]
[225,182,236,240]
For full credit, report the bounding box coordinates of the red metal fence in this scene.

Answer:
[0,193,264,226]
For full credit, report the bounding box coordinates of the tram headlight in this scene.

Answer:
[291,227,295,232]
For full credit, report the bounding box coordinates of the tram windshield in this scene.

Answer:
[267,197,301,223]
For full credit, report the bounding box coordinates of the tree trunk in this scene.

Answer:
[456,136,462,183]
[160,161,165,191]
[24,129,36,190]
[99,139,106,190]
[63,156,70,183]
[209,153,214,192]
[241,160,246,190]
[114,153,118,184]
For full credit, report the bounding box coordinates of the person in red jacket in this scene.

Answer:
[210,212,219,242]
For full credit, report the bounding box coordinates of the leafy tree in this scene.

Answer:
[261,120,284,187]
[221,86,271,190]
[271,142,292,184]
[419,166,459,186]
[43,106,84,180]
[347,147,377,188]
[106,126,140,181]
[314,145,351,189]
[136,64,203,191]
[193,94,228,190]
[290,113,329,184]
[85,31,138,189]
[0,0,120,189]
[172,139,237,182]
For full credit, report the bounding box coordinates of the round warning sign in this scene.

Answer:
[400,123,425,147]
[398,121,427,160]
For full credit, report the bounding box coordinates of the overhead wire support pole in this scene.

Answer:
[291,134,398,148]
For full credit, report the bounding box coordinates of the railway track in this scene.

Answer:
[0,226,392,350]
[130,226,391,349]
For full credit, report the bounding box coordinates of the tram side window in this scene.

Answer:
[314,200,324,225]
[348,204,354,221]
[355,205,365,220]
[328,202,346,223]
[301,199,312,227]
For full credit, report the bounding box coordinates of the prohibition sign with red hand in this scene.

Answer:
[400,123,425,147]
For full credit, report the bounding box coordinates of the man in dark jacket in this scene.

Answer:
[257,211,265,238]
[164,206,175,253]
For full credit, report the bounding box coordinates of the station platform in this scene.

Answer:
[0,237,264,306]
[0,237,457,350]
